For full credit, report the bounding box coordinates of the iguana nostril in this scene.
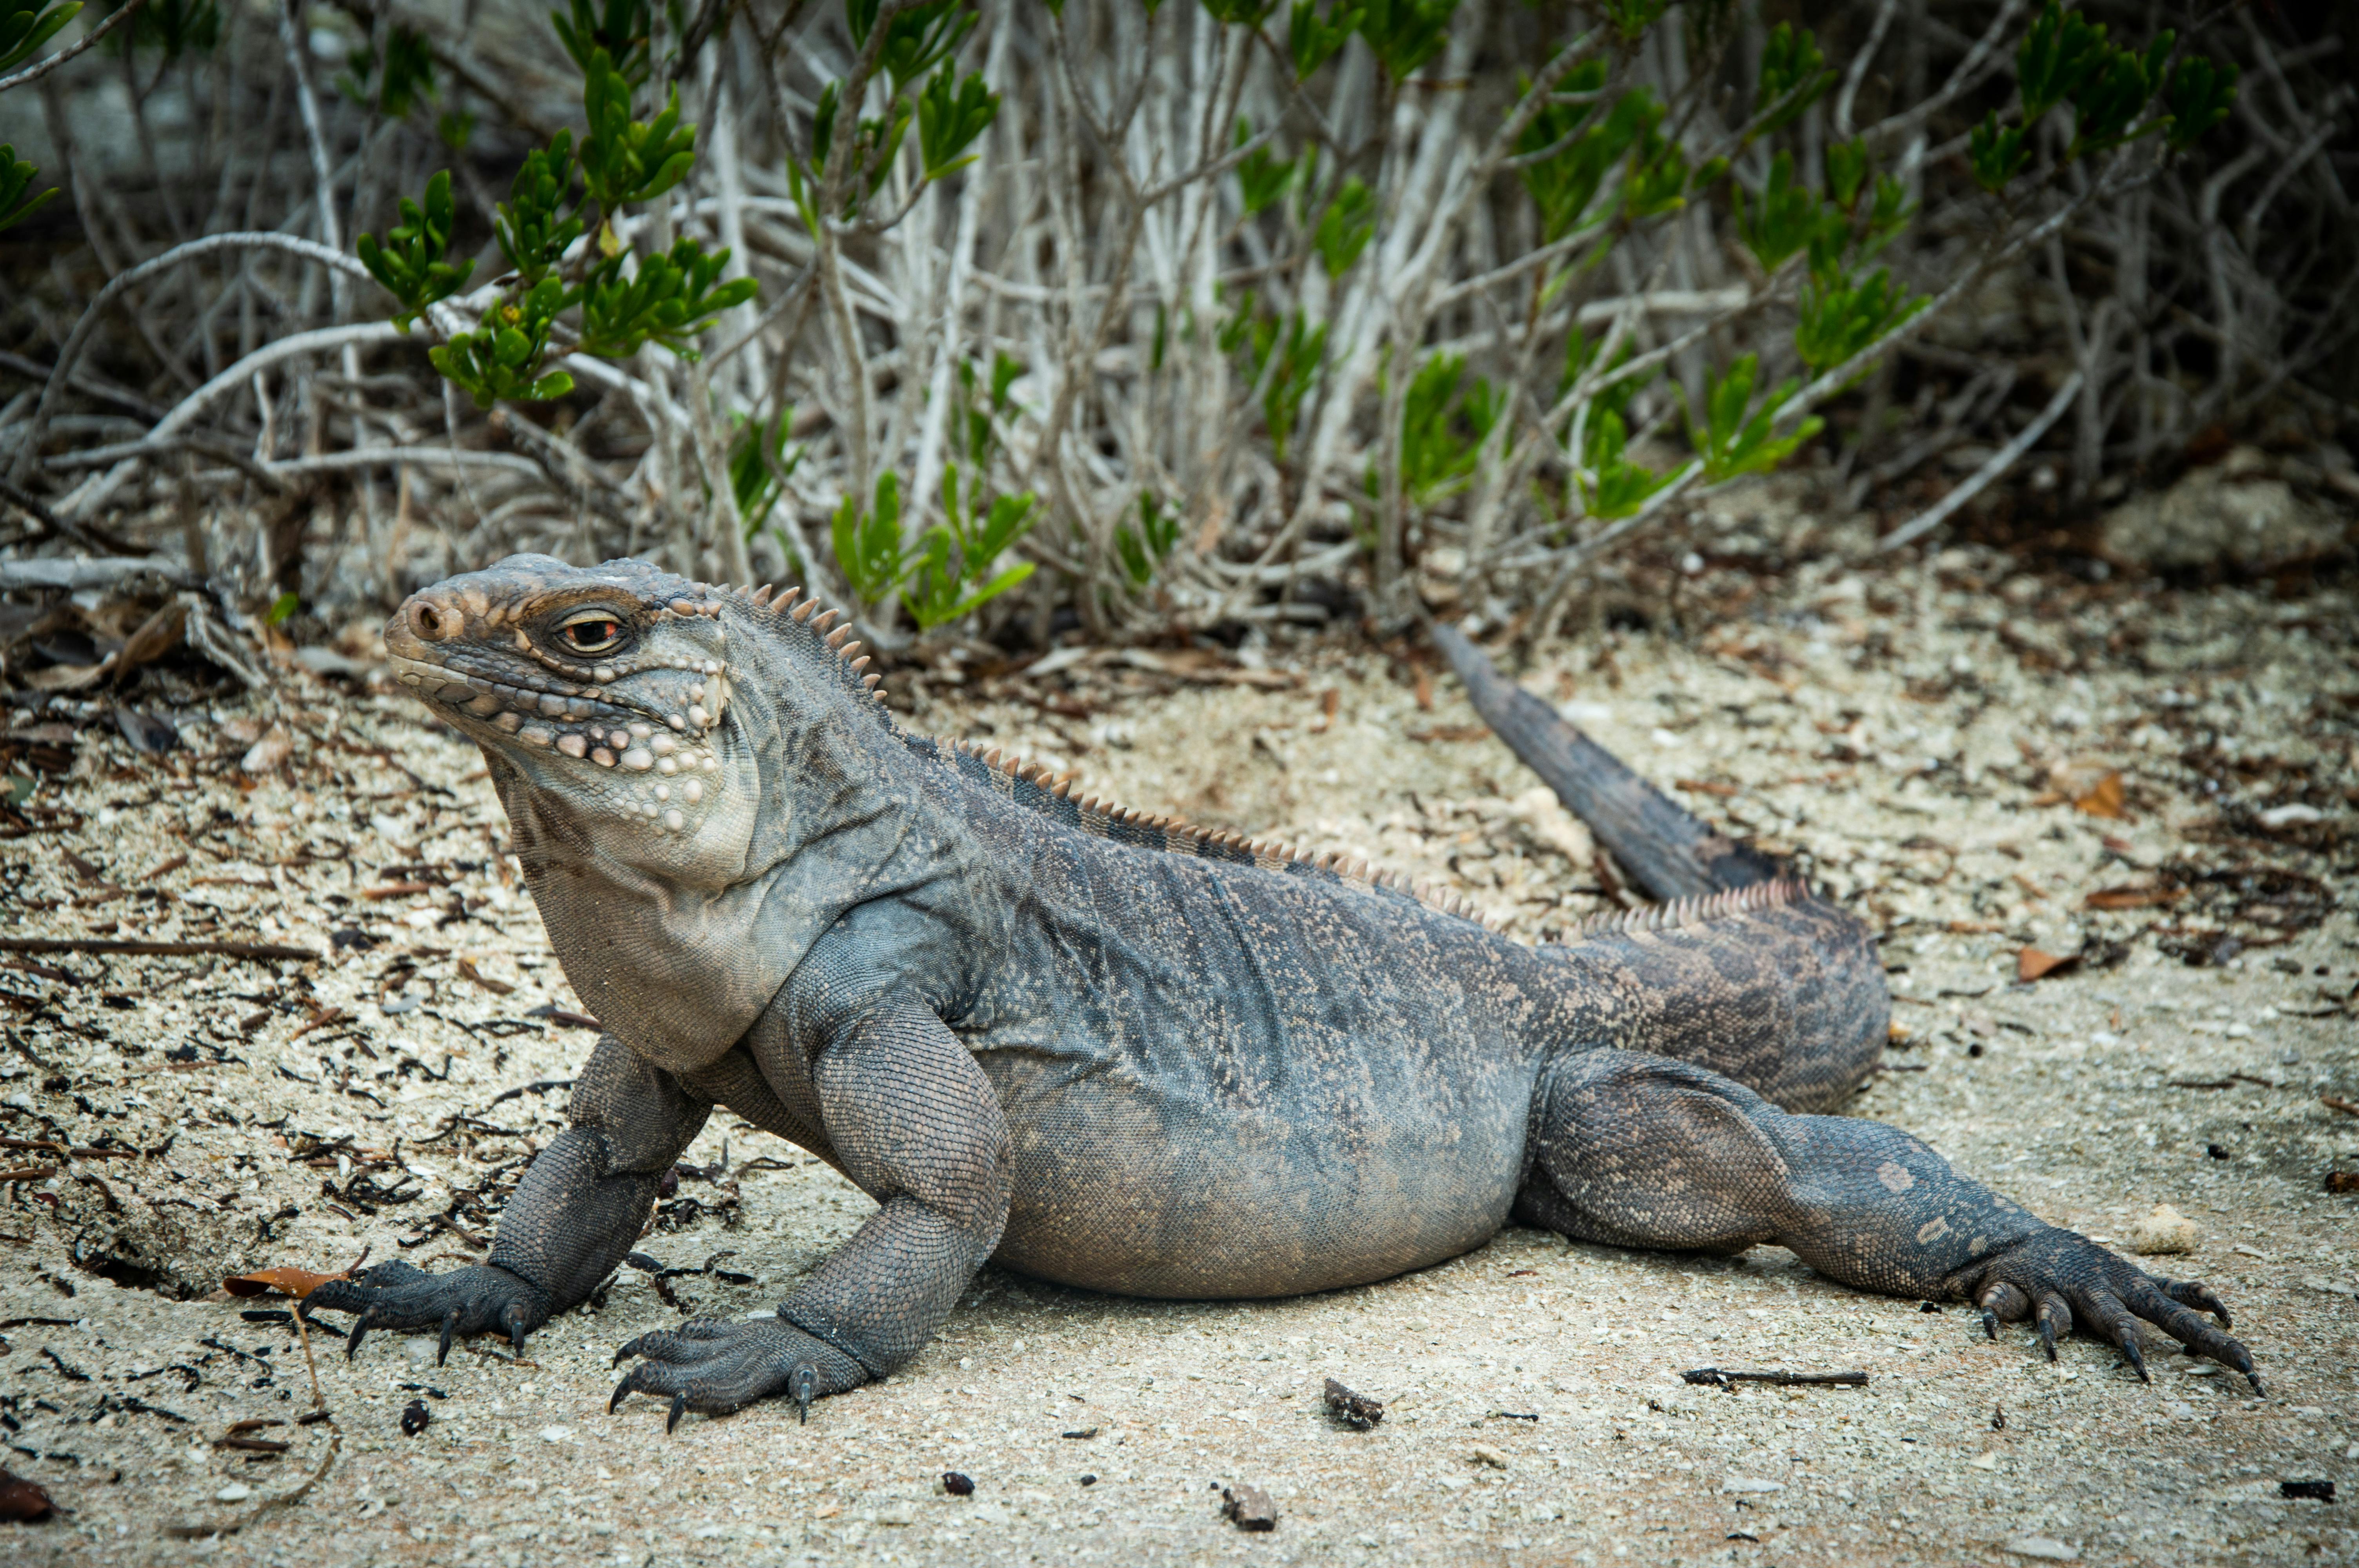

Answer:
[412,601,453,641]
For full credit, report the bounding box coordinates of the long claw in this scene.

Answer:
[345,1308,374,1361]
[612,1337,641,1369]
[2034,1293,2070,1363]
[1981,1309,1998,1341]
[2247,1371,2266,1396]
[501,1301,531,1360]
[2119,1332,2149,1383]
[438,1307,459,1368]
[666,1394,688,1434]
[792,1362,815,1425]
[611,1377,634,1414]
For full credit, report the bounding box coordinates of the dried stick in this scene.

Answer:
[1877,369,2084,552]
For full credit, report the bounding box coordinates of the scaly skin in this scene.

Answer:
[308,555,2259,1426]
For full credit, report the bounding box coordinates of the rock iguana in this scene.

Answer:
[313,554,2258,1424]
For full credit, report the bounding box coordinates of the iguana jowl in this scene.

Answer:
[313,554,2258,1424]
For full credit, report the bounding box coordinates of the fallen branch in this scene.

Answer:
[1682,1367,1870,1388]
[0,939,318,962]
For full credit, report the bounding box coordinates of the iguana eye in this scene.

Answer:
[556,609,628,655]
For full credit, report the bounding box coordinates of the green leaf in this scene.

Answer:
[1576,409,1671,521]
[2165,56,2237,150]
[918,64,999,180]
[552,0,651,88]
[848,0,977,94]
[1968,114,2030,192]
[1754,22,1834,139]
[1516,74,1655,244]
[579,236,758,361]
[355,170,476,331]
[1689,353,1821,483]
[833,472,908,606]
[1354,0,1456,82]
[496,132,584,282]
[1794,266,1926,377]
[2016,0,2105,125]
[1594,0,1666,43]
[730,406,800,531]
[1394,352,1497,504]
[579,51,698,210]
[1287,0,1360,79]
[1733,151,1841,277]
[1824,137,1868,210]
[265,591,300,626]
[0,0,80,73]
[1314,176,1376,276]
[1234,118,1294,216]
[1260,312,1326,463]
[0,146,60,235]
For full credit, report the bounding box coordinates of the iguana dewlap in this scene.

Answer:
[311,555,2256,1426]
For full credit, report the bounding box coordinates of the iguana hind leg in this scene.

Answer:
[1516,1049,2259,1388]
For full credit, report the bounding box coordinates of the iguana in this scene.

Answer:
[313,554,2258,1425]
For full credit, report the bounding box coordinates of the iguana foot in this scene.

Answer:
[609,1318,865,1429]
[1965,1229,2258,1392]
[309,1260,550,1364]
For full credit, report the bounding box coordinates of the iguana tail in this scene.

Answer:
[1434,624,1785,901]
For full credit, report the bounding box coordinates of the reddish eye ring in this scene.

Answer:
[555,612,627,655]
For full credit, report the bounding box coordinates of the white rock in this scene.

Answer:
[214,1482,254,1503]
[2002,1535,2079,1561]
[2259,803,2324,829]
[539,1426,574,1443]
[1721,1477,1784,1494]
[2128,1203,2198,1255]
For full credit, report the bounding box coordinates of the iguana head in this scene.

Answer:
[385,554,765,884]
[387,555,902,1068]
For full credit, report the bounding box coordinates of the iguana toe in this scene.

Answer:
[667,1394,689,1434]
[792,1362,815,1425]
[2034,1292,2071,1361]
[346,1308,374,1361]
[1975,1281,2028,1343]
[502,1301,533,1359]
[438,1307,460,1367]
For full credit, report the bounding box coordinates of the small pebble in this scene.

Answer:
[399,1399,431,1437]
[214,1482,254,1503]
[1322,1377,1384,1430]
[1222,1482,1278,1532]
[942,1472,974,1497]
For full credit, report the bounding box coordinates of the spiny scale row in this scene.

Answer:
[732,581,885,697]
[715,575,1507,929]
[1572,878,1807,939]
[933,734,1500,930]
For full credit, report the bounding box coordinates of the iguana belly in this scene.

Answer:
[975,1044,1539,1298]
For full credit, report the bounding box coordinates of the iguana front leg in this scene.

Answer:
[1519,1050,2258,1388]
[610,993,1010,1428]
[311,1035,710,1362]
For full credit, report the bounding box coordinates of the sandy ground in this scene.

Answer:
[3,481,2357,1568]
